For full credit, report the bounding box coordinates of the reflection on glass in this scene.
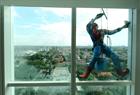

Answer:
[15,86,70,95]
[77,86,127,95]
[12,7,71,81]
[76,8,129,81]
[15,86,128,95]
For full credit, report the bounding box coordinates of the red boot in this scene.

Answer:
[116,68,129,77]
[79,66,92,78]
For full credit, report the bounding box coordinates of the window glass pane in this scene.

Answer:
[12,7,72,81]
[15,86,70,95]
[15,86,130,95]
[77,86,129,95]
[76,8,130,81]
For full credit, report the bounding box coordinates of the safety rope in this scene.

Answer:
[102,8,112,49]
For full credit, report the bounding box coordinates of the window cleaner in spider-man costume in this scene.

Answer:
[79,13,130,78]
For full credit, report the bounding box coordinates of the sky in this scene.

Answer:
[12,7,129,46]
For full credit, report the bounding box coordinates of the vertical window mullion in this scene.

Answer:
[128,9,133,81]
[128,9,133,95]
[129,9,137,95]
[71,7,76,95]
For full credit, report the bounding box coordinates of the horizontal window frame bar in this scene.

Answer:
[7,80,133,87]
[0,0,137,8]
[8,81,70,87]
[76,80,133,86]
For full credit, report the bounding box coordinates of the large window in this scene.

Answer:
[3,6,135,95]
[12,7,71,95]
[13,7,72,82]
[76,8,130,81]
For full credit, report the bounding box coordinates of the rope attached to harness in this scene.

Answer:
[101,8,112,48]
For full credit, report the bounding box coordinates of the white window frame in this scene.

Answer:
[0,1,139,95]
